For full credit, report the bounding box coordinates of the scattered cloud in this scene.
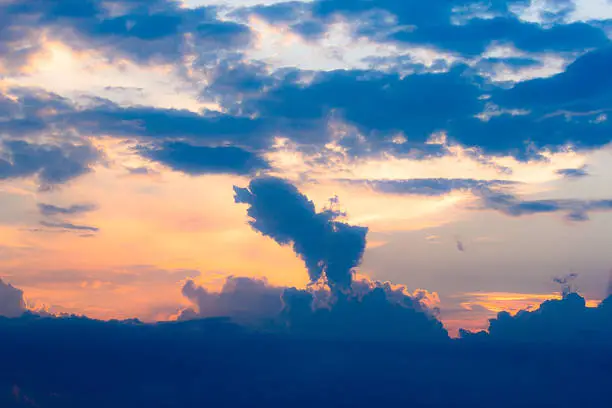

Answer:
[39,221,100,232]
[556,165,590,179]
[38,203,97,217]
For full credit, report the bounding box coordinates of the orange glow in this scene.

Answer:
[460,291,601,315]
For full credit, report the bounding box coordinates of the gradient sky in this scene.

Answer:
[1,0,612,335]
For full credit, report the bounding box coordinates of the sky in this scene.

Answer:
[1,0,612,335]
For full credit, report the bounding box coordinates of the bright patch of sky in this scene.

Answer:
[181,0,313,8]
[244,17,457,72]
[516,0,612,23]
[6,41,213,112]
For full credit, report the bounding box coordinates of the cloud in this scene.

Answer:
[229,177,449,340]
[4,51,610,164]
[340,178,516,196]
[180,276,284,321]
[1,0,611,167]
[0,305,611,407]
[66,102,275,148]
[142,142,270,176]
[0,279,26,318]
[496,45,612,113]
[280,279,448,341]
[180,275,448,341]
[39,221,100,232]
[38,203,97,217]
[244,65,484,152]
[392,17,609,57]
[556,166,590,179]
[234,177,368,290]
[0,140,100,188]
[0,0,252,69]
[476,188,612,221]
[463,292,612,343]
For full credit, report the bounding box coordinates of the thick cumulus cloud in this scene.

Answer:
[0,0,252,70]
[462,293,612,344]
[234,177,368,290]
[179,276,284,321]
[180,275,447,341]
[0,279,26,318]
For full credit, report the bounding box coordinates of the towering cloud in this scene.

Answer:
[0,279,26,318]
[234,177,368,290]
[229,177,449,341]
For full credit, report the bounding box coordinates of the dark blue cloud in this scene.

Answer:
[448,112,612,158]
[142,142,270,176]
[0,140,100,187]
[66,104,274,148]
[392,17,609,57]
[38,203,97,217]
[39,221,100,232]
[340,178,516,196]
[3,61,608,163]
[199,60,607,159]
[201,59,277,109]
[0,88,74,137]
[281,282,448,341]
[556,166,590,179]
[245,66,484,148]
[496,45,612,112]
[251,0,608,56]
[234,177,368,290]
[476,188,612,221]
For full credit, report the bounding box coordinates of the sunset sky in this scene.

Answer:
[2,0,612,334]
